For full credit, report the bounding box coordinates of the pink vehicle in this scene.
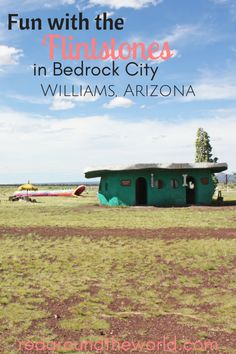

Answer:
[11,185,86,200]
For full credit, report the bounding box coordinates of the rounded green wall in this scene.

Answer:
[97,169,215,206]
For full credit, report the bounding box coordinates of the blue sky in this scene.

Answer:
[0,0,235,183]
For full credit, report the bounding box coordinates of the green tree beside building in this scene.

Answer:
[195,128,218,163]
[195,128,218,188]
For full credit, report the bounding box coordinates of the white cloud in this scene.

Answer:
[44,0,76,7]
[104,11,115,16]
[0,0,76,12]
[212,0,229,3]
[7,91,99,110]
[0,107,235,183]
[162,24,203,44]
[8,94,50,105]
[62,0,76,3]
[183,70,236,102]
[170,49,178,58]
[161,23,224,47]
[95,10,115,16]
[103,97,134,109]
[0,45,23,66]
[78,0,162,10]
[190,82,236,101]
[50,92,99,111]
[148,48,178,65]
[50,97,76,111]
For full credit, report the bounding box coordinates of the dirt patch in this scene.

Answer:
[1,224,235,353]
[108,315,236,353]
[17,295,82,354]
[13,266,236,354]
[17,311,236,354]
[0,226,236,240]
[109,295,136,313]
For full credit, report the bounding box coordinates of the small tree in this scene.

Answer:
[195,128,218,163]
[195,128,218,189]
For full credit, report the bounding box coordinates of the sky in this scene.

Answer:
[0,0,235,183]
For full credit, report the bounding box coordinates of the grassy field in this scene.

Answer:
[0,185,236,229]
[0,185,235,353]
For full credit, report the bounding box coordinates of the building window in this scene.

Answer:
[120,179,131,186]
[155,179,163,189]
[201,177,209,185]
[171,179,179,189]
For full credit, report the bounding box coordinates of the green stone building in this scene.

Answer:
[85,163,227,206]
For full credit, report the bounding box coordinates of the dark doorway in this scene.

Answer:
[186,176,196,204]
[136,177,147,205]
